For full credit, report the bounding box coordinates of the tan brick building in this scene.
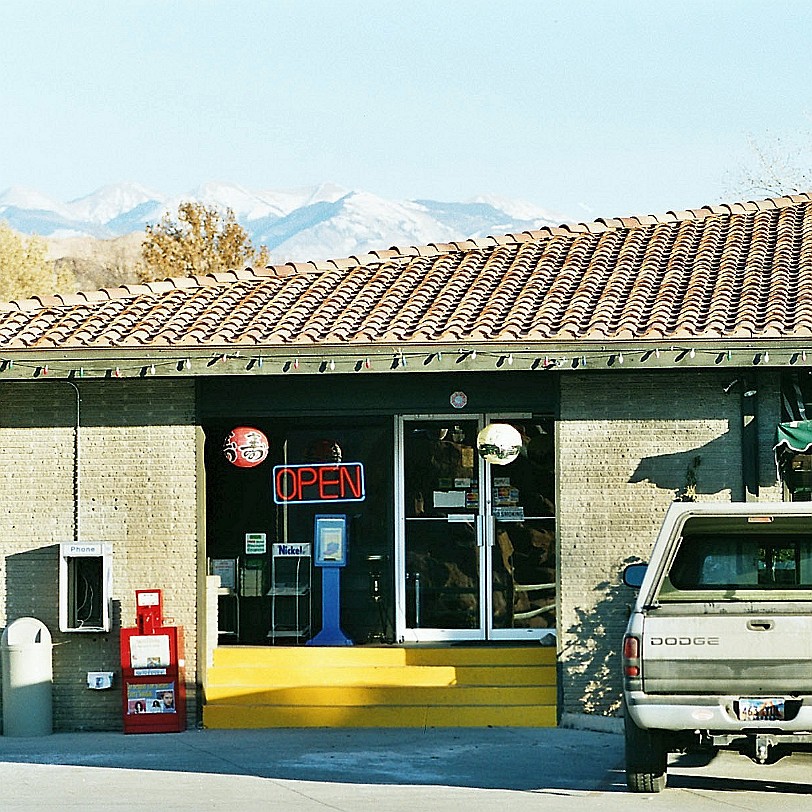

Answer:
[0,194,809,731]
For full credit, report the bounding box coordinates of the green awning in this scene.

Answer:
[774,420,812,473]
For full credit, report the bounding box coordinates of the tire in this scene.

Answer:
[624,711,668,793]
[626,767,667,793]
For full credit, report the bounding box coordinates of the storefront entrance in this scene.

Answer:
[395,415,556,642]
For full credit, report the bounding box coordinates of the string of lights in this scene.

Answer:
[0,345,808,379]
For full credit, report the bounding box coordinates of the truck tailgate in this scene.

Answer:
[642,612,812,694]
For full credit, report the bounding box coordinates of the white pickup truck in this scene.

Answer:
[622,501,812,792]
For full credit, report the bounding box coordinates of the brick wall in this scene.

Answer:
[557,368,782,718]
[0,366,787,729]
[0,379,199,731]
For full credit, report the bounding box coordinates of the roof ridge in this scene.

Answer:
[0,266,292,312]
[527,191,812,238]
[1,191,810,314]
[378,191,812,258]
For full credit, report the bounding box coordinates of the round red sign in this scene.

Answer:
[223,427,269,468]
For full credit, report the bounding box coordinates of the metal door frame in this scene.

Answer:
[395,413,549,643]
[484,413,553,641]
[395,414,486,642]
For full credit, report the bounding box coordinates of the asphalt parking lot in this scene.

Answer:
[0,725,810,810]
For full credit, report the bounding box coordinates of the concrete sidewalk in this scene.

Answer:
[2,723,812,810]
[0,725,625,810]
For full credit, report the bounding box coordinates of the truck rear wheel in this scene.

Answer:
[626,766,666,793]
[624,712,668,792]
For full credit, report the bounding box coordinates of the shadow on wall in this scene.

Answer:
[563,558,641,717]
[3,547,124,731]
[6,546,61,628]
[5,547,123,634]
[630,434,734,500]
[1,547,60,727]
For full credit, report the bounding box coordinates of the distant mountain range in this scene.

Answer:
[0,182,568,263]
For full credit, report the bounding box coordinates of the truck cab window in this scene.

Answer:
[669,534,812,590]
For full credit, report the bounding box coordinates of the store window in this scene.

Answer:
[205,416,393,645]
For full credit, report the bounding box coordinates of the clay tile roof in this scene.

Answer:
[4,193,812,351]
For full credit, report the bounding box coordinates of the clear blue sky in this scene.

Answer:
[2,1,811,220]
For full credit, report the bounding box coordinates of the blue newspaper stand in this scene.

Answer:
[307,514,352,646]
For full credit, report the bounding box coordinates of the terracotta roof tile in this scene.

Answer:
[5,194,812,351]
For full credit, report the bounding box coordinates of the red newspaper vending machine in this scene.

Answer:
[120,589,186,734]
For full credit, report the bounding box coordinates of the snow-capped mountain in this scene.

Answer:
[0,182,567,262]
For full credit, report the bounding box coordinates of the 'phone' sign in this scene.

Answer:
[273,462,365,505]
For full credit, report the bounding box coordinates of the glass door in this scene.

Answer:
[486,414,557,641]
[395,414,556,643]
[396,416,485,641]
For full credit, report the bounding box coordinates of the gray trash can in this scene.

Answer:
[1,617,53,736]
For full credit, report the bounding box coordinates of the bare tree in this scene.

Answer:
[727,128,812,199]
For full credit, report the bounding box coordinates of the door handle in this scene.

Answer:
[747,619,775,632]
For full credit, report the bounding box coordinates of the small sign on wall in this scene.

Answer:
[245,533,267,555]
[210,558,237,591]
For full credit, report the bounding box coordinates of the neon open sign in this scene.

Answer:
[273,462,366,505]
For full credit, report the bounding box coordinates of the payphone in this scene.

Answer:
[120,589,186,734]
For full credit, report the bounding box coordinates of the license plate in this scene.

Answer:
[738,697,785,721]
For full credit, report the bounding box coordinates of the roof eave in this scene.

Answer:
[0,336,808,379]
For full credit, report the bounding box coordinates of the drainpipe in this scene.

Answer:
[63,381,81,542]
[741,377,759,502]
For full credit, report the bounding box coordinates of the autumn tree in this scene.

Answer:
[0,222,76,301]
[138,202,270,282]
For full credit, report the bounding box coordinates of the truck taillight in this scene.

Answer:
[623,634,640,677]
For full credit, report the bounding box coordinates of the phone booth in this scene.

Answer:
[120,589,186,734]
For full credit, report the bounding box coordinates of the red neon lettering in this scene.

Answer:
[318,467,341,499]
[274,463,364,503]
[340,465,363,498]
[275,468,298,501]
[298,467,318,497]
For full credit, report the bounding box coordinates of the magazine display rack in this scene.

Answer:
[267,543,311,643]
